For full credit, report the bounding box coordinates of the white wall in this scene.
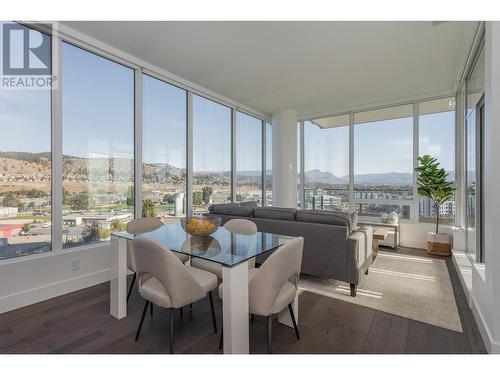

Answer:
[452,21,500,354]
[0,244,111,313]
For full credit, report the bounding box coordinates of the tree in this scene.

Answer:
[192,191,203,207]
[98,227,110,240]
[202,186,213,204]
[62,187,69,205]
[236,194,245,203]
[163,193,175,204]
[26,188,47,198]
[142,199,156,218]
[126,186,135,207]
[82,222,100,243]
[110,219,125,232]
[2,192,21,208]
[415,155,455,234]
[69,191,91,210]
[21,223,31,234]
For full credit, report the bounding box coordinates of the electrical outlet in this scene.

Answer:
[71,258,81,271]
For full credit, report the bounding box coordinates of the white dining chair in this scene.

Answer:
[132,237,219,353]
[218,236,304,353]
[191,218,258,279]
[126,217,188,304]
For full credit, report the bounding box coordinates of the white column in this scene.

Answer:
[272,109,298,208]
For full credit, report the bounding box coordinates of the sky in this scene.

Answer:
[0,28,455,175]
[304,111,455,177]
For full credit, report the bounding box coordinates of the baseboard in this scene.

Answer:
[451,252,472,306]
[0,268,111,314]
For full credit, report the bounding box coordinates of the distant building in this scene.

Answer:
[0,207,18,218]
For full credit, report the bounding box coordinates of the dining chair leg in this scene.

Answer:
[127,272,136,302]
[135,300,150,342]
[219,327,223,350]
[150,303,153,317]
[208,291,217,333]
[288,303,300,340]
[169,308,175,354]
[267,315,272,354]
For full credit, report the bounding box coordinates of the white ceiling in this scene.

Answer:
[61,21,477,118]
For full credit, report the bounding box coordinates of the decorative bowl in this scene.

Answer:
[180,216,221,236]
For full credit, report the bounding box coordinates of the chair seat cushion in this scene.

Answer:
[218,270,296,315]
[188,266,219,293]
[139,276,173,308]
[176,253,190,263]
[139,266,218,308]
[191,258,223,279]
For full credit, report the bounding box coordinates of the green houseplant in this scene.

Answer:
[415,155,455,256]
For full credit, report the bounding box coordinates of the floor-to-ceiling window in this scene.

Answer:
[465,45,485,262]
[192,95,231,214]
[62,43,134,248]
[354,105,413,219]
[265,122,272,206]
[236,112,262,205]
[142,75,187,223]
[0,23,52,259]
[304,116,350,212]
[418,97,456,224]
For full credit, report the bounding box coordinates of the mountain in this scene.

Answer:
[352,172,413,185]
[305,169,348,185]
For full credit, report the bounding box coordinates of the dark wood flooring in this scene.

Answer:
[0,247,487,354]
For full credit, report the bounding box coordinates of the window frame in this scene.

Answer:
[299,95,458,225]
[1,22,271,262]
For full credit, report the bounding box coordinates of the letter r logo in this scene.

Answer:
[2,23,51,75]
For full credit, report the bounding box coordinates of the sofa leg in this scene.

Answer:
[350,283,357,297]
[365,268,369,275]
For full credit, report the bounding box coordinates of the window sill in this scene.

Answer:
[0,241,110,266]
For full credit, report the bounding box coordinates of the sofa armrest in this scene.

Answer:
[346,226,373,284]
[357,226,373,262]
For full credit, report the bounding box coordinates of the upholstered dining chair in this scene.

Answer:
[126,217,188,304]
[218,236,304,353]
[191,218,258,279]
[132,237,219,353]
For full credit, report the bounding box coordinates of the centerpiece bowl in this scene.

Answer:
[180,216,221,236]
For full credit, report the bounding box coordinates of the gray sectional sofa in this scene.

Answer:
[206,203,373,296]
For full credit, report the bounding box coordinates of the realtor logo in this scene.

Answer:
[2,23,51,75]
[1,22,55,89]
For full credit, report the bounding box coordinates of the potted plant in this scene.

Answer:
[415,155,455,256]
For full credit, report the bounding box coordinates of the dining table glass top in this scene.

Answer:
[112,223,294,268]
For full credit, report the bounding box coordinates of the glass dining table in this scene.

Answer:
[110,223,297,354]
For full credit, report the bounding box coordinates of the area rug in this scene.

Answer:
[298,250,463,332]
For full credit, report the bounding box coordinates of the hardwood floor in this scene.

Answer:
[0,247,487,354]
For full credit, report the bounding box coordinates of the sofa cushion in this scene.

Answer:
[296,210,358,232]
[210,203,254,217]
[254,207,297,221]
